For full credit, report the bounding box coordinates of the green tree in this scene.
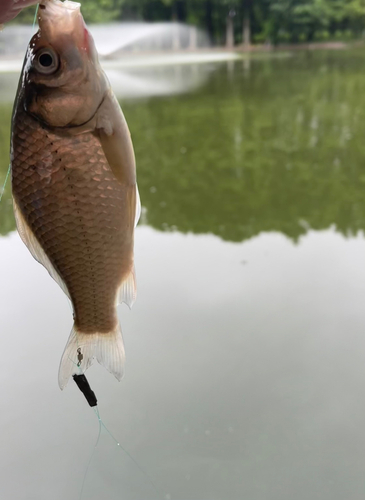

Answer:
[345,0,365,34]
[8,0,365,49]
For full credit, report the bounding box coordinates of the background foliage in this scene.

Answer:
[12,0,365,45]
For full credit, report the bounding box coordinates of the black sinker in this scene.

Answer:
[73,374,98,407]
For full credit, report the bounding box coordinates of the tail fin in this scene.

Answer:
[58,323,125,390]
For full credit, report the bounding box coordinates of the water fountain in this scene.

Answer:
[91,22,209,56]
[0,22,210,59]
[0,22,239,101]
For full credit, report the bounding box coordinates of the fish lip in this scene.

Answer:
[39,0,81,14]
[37,0,92,57]
[38,0,82,34]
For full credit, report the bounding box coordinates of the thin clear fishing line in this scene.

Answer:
[0,4,39,205]
[0,166,11,204]
[79,410,102,500]
[33,3,39,28]
[96,408,162,498]
[78,406,162,500]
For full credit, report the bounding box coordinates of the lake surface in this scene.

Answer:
[1,49,365,500]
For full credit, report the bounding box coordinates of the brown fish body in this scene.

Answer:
[12,106,136,333]
[11,0,139,388]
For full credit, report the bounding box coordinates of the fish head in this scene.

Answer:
[22,0,108,128]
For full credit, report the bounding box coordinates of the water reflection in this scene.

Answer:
[126,50,365,243]
[2,50,365,242]
[1,226,365,499]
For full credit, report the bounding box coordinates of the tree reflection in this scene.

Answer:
[2,50,365,242]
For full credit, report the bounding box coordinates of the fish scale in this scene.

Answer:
[12,107,134,334]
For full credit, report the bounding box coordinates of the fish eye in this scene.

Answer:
[33,48,59,75]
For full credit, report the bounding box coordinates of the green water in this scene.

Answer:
[2,50,365,241]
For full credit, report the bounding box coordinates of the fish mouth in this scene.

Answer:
[36,0,90,56]
[38,0,82,33]
[39,0,81,14]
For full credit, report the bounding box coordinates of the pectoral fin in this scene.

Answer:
[94,90,139,308]
[96,90,136,186]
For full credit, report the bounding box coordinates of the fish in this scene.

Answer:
[11,0,140,389]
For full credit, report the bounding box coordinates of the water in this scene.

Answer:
[1,49,365,499]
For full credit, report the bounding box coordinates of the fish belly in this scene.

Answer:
[11,107,135,334]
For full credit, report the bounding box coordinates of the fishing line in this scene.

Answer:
[68,336,161,496]
[79,408,102,500]
[77,405,162,500]
[33,3,39,28]
[69,350,160,499]
[68,355,160,498]
[0,5,39,205]
[97,409,161,497]
[0,165,11,204]
[71,364,161,499]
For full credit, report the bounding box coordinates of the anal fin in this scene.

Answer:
[117,265,137,309]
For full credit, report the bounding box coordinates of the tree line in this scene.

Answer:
[12,1,365,46]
